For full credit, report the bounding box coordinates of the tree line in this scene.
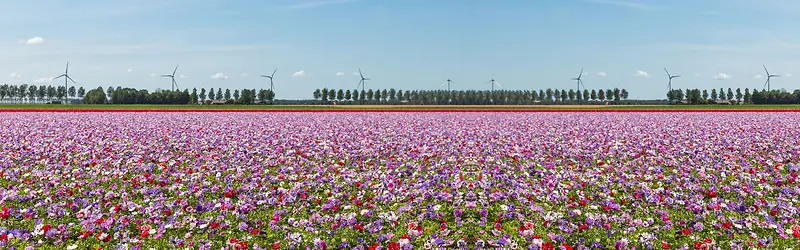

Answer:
[666,88,800,104]
[0,83,277,105]
[313,88,630,105]
[0,83,84,103]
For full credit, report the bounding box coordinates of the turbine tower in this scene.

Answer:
[161,65,180,91]
[53,62,75,104]
[439,78,454,92]
[664,68,681,93]
[356,68,370,92]
[763,65,779,91]
[571,69,586,104]
[260,68,278,92]
[439,78,455,103]
[487,76,502,103]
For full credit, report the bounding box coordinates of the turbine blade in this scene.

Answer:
[173,65,179,76]
[439,82,448,88]
[65,62,69,73]
[67,76,76,83]
[272,68,278,77]
[359,68,364,78]
[763,65,769,75]
[664,68,670,77]
[173,79,178,89]
[260,75,269,78]
[54,74,66,80]
[674,75,681,78]
[764,79,769,87]
[578,68,584,78]
[161,75,172,77]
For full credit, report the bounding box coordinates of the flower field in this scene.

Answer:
[1,112,799,250]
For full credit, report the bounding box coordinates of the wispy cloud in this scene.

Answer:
[34,77,54,83]
[713,73,731,80]
[10,73,22,79]
[127,68,133,72]
[210,73,228,80]
[586,0,657,10]
[597,72,607,77]
[292,70,307,77]
[335,72,345,76]
[754,74,763,79]
[241,73,248,77]
[281,0,359,10]
[635,70,650,78]
[24,37,44,45]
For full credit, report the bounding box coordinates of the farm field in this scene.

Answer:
[1,112,799,249]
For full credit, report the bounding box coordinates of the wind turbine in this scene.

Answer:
[487,76,502,103]
[355,68,370,92]
[260,68,278,92]
[439,78,454,92]
[439,78,455,103]
[53,62,75,104]
[664,68,681,100]
[763,65,779,91]
[161,65,180,91]
[571,69,586,104]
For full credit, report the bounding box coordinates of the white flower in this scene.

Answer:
[67,245,78,250]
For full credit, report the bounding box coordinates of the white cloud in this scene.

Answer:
[210,73,228,80]
[34,77,54,83]
[754,75,763,79]
[150,73,157,77]
[179,75,188,78]
[787,73,792,77]
[694,73,701,77]
[713,73,731,80]
[292,70,306,77]
[9,73,21,79]
[127,68,133,72]
[635,70,650,78]
[25,37,44,45]
[597,72,607,76]
[336,72,345,76]
[241,73,248,77]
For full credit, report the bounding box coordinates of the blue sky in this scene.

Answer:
[3,0,800,100]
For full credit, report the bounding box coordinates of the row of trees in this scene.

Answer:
[313,88,630,105]
[0,84,85,103]
[99,86,276,105]
[667,88,800,104]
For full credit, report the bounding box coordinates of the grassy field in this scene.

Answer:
[1,104,800,110]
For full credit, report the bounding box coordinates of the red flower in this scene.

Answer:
[271,241,281,250]
[140,231,150,238]
[662,243,671,249]
[388,242,400,250]
[0,207,11,219]
[562,243,573,250]
[682,229,691,235]
[368,243,380,250]
[542,242,554,250]
[251,229,260,235]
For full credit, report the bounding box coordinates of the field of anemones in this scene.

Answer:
[0,112,799,250]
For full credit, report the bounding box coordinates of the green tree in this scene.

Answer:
[199,88,207,102]
[590,89,597,101]
[366,89,374,102]
[352,89,360,102]
[77,87,85,99]
[345,90,352,101]
[613,88,621,101]
[336,89,344,101]
[68,86,76,102]
[38,85,46,102]
[328,89,336,101]
[313,89,321,100]
[583,89,591,101]
[233,89,240,100]
[28,85,37,103]
[568,89,576,101]
[710,89,718,101]
[702,89,709,101]
[605,89,613,101]
[224,89,231,100]
[190,88,198,104]
[735,88,743,104]
[389,88,397,102]
[744,88,751,104]
[321,88,328,101]
[598,89,605,101]
[84,87,107,104]
[546,88,554,102]
[727,88,734,101]
[216,88,223,100]
[621,89,629,100]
